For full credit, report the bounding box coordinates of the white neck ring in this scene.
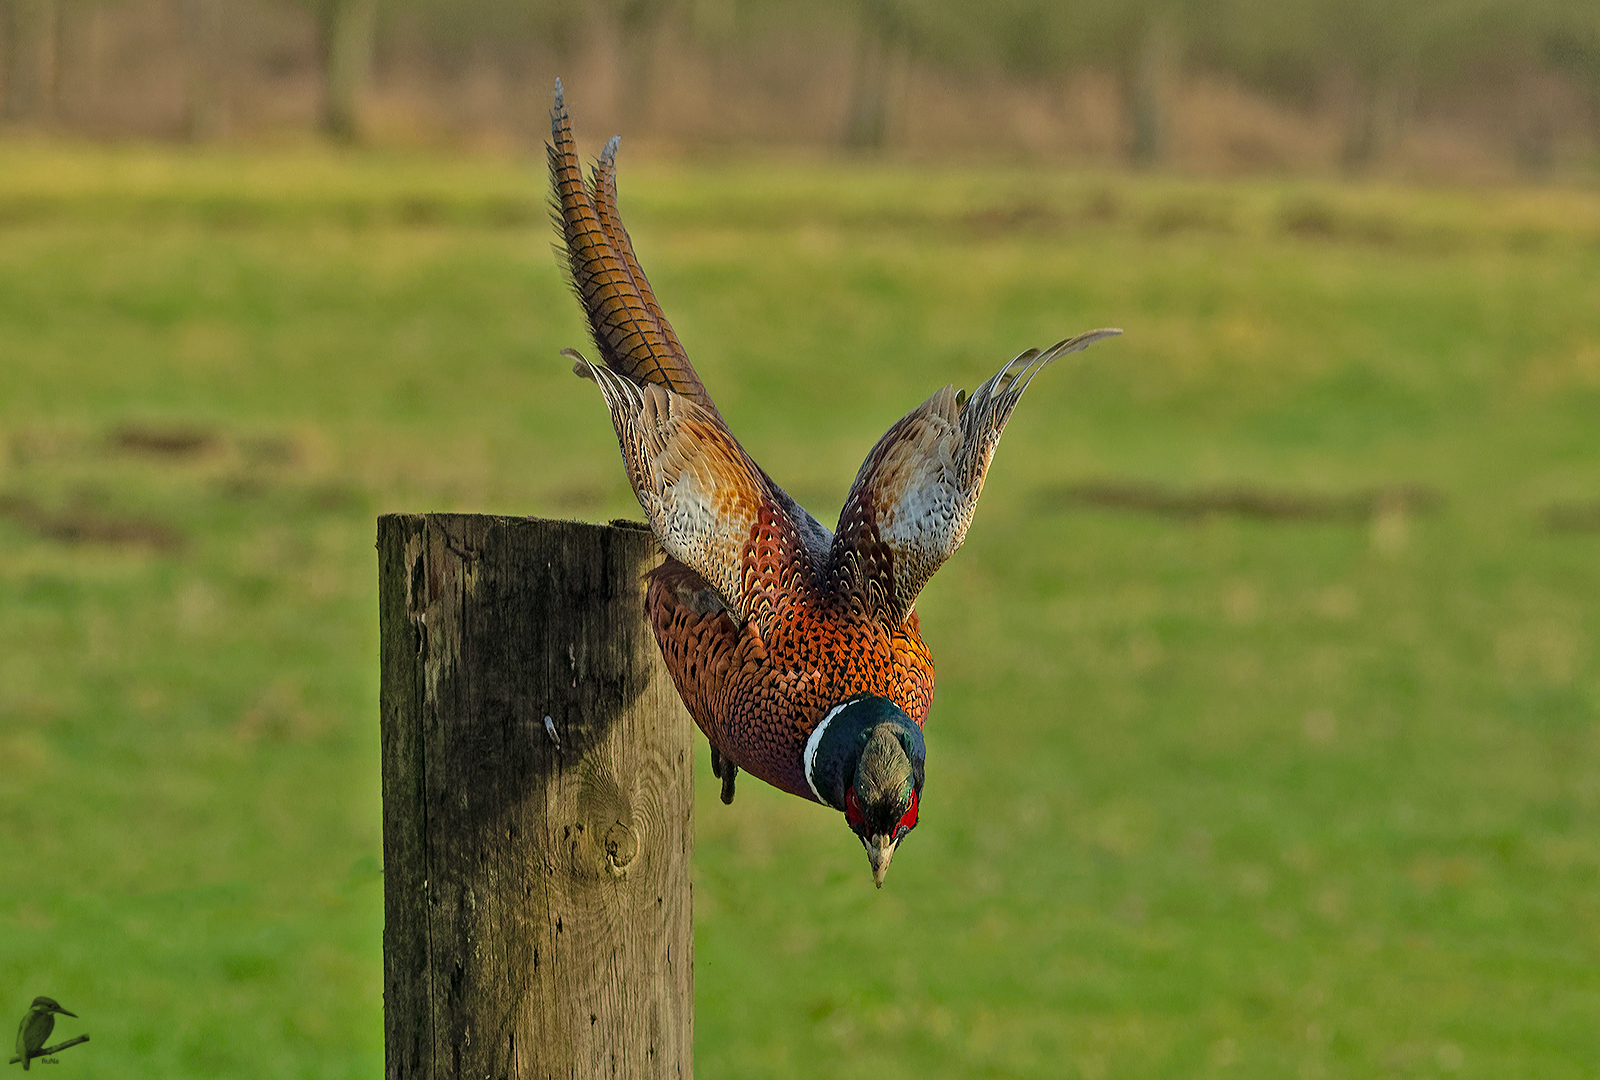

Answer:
[803,702,851,805]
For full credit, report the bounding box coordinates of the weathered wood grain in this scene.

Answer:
[380,514,693,1080]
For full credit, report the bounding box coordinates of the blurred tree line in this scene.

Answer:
[825,0,1600,165]
[2,0,1598,171]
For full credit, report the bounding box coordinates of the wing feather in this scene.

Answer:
[580,359,756,608]
[554,81,834,612]
[578,355,827,628]
[829,329,1121,623]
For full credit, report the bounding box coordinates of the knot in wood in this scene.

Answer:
[603,821,639,873]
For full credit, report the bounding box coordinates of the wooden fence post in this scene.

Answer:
[378,514,694,1079]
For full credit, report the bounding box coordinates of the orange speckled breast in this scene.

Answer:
[648,555,933,801]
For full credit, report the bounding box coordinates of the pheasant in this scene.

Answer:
[550,82,1118,887]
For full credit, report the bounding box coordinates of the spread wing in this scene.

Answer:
[578,360,832,627]
[828,329,1121,624]
[578,360,768,613]
[551,81,831,621]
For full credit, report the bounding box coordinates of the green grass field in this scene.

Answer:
[1,139,1599,1078]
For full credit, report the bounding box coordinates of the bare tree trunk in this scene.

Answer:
[1545,29,1600,150]
[50,2,103,124]
[180,0,229,141]
[4,0,57,122]
[1341,73,1411,173]
[844,0,910,153]
[1124,13,1177,167]
[614,0,667,131]
[844,16,891,150]
[1511,75,1557,177]
[321,0,377,141]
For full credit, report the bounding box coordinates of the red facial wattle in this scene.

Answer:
[845,786,865,829]
[896,789,919,837]
[844,785,919,838]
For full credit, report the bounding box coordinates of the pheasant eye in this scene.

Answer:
[897,789,919,835]
[844,787,865,829]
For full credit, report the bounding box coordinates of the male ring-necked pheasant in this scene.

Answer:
[550,82,1118,887]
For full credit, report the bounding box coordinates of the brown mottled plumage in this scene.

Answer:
[550,82,1119,881]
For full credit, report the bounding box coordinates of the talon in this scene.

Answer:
[720,763,737,805]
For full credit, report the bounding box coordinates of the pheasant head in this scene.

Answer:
[804,696,925,887]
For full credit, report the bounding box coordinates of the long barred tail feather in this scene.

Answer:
[549,81,719,417]
[590,133,716,418]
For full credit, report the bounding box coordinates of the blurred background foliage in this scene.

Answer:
[0,0,1599,176]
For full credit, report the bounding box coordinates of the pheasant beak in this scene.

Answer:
[865,833,898,888]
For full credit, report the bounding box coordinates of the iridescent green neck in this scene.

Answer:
[803,695,924,810]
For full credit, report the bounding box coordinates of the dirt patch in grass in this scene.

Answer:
[1044,480,1444,523]
[0,493,184,551]
[1544,500,1600,533]
[110,423,220,458]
